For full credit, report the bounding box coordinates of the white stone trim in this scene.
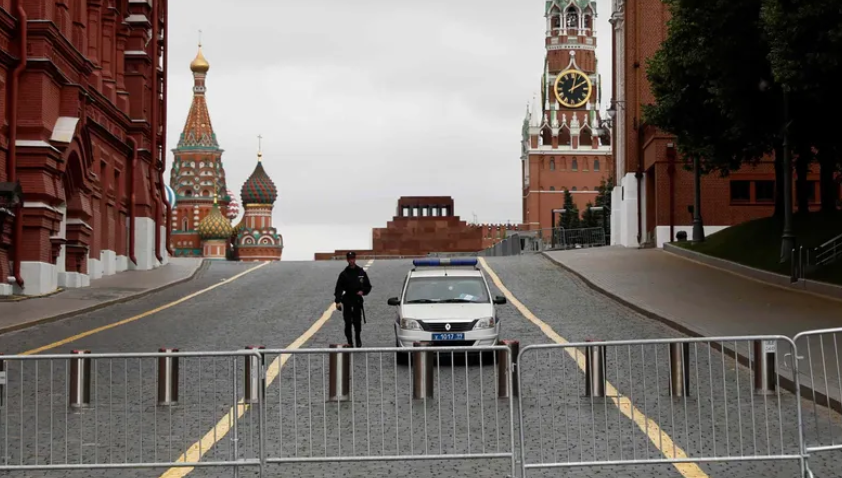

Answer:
[15,262,58,296]
[15,140,61,152]
[50,117,80,143]
[66,218,93,230]
[24,202,61,213]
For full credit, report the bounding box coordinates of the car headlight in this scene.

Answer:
[474,317,496,329]
[400,318,422,331]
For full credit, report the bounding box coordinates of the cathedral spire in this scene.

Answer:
[177,35,219,150]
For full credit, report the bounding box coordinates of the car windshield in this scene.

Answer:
[404,276,490,304]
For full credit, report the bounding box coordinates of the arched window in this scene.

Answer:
[594,159,600,171]
[549,159,556,171]
[566,7,579,29]
[550,186,555,191]
[584,14,593,29]
[182,218,188,231]
[572,187,578,191]
[572,159,579,171]
[541,125,553,146]
[583,187,589,191]
[580,128,593,148]
[559,127,571,147]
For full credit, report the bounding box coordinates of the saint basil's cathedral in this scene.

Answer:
[168,43,283,261]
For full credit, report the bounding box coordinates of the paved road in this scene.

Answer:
[0,256,837,477]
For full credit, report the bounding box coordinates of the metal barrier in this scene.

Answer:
[0,350,263,472]
[516,336,807,477]
[792,327,842,477]
[258,345,516,475]
[10,330,842,477]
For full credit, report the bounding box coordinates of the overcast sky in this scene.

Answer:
[164,0,613,260]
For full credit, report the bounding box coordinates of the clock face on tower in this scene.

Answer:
[554,69,593,109]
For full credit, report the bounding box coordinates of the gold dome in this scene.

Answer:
[190,45,210,74]
[198,199,232,240]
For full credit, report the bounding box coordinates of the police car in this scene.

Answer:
[388,258,506,349]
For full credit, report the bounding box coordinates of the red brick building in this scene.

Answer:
[0,0,169,296]
[314,196,521,260]
[609,0,826,248]
[522,0,614,232]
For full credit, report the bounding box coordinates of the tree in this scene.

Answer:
[643,0,785,212]
[762,0,842,214]
[560,189,580,230]
[581,202,600,228]
[595,177,614,237]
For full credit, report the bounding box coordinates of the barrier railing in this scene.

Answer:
[5,331,842,477]
[516,336,807,477]
[0,350,263,472]
[792,327,842,478]
[257,345,516,475]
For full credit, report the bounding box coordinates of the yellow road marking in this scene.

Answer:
[478,257,710,478]
[160,259,374,477]
[21,262,271,356]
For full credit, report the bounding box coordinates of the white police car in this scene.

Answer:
[388,258,506,349]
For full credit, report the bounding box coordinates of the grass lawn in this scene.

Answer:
[674,211,842,285]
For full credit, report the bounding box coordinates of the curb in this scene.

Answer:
[664,243,842,304]
[540,251,842,415]
[0,260,209,337]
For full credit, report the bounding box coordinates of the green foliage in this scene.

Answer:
[560,189,580,230]
[643,0,782,175]
[581,202,600,228]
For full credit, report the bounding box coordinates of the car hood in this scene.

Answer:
[401,303,494,322]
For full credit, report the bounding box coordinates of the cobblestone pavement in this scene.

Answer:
[0,256,838,477]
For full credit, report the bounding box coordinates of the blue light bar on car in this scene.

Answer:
[412,258,479,267]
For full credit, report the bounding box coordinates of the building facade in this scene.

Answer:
[522,0,613,233]
[169,44,232,257]
[0,0,169,296]
[608,0,828,248]
[315,196,522,260]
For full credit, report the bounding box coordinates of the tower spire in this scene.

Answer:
[257,134,263,162]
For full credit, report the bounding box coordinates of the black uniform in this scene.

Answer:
[334,264,372,347]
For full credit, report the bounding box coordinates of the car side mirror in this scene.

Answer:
[387,297,401,306]
[493,296,507,305]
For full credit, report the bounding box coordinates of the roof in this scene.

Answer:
[409,269,483,278]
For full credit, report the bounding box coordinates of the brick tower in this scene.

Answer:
[233,144,283,261]
[169,42,231,257]
[522,0,613,231]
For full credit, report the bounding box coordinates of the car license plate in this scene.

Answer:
[432,333,464,341]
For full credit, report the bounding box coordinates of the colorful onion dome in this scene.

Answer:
[164,184,177,209]
[197,198,233,240]
[240,152,278,205]
[190,45,210,74]
[225,189,240,220]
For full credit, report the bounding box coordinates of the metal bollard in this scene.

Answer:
[69,350,91,408]
[497,340,520,398]
[157,348,179,406]
[584,342,606,398]
[754,339,777,395]
[328,344,351,402]
[244,346,265,404]
[668,343,691,397]
[412,342,434,400]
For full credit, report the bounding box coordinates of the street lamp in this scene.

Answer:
[760,79,796,262]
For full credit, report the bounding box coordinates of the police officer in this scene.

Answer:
[334,251,372,347]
